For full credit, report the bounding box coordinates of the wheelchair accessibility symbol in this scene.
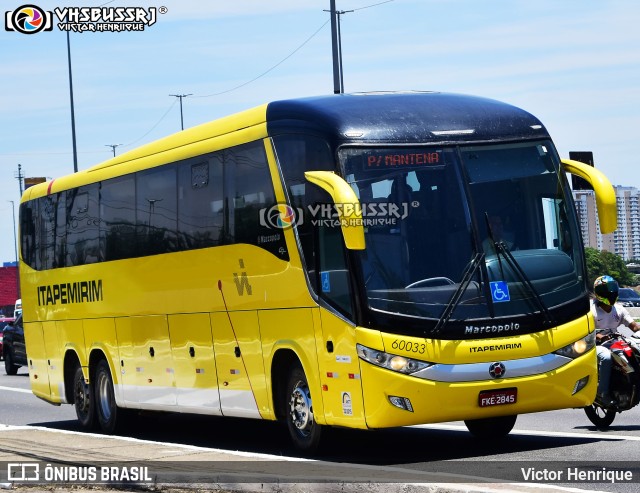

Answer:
[320,272,331,293]
[490,281,510,303]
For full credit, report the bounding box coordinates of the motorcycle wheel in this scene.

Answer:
[584,403,616,429]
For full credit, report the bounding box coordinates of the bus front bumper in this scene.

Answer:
[360,348,597,428]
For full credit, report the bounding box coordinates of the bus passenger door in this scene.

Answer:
[211,311,264,418]
[115,316,176,408]
[168,313,222,415]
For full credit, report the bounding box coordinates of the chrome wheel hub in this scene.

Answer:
[97,373,112,421]
[289,381,313,435]
[75,378,89,413]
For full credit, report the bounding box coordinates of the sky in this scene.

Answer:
[0,0,639,264]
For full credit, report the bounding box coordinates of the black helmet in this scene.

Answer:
[594,275,619,306]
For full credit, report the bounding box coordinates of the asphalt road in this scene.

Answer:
[1,365,640,492]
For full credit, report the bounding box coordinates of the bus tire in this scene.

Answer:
[94,359,125,434]
[4,350,19,375]
[73,365,96,430]
[464,414,517,439]
[285,365,322,453]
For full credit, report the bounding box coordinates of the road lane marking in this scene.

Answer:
[0,385,32,394]
[0,424,619,492]
[412,423,640,441]
[0,424,611,492]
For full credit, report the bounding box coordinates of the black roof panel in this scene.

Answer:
[266,91,549,144]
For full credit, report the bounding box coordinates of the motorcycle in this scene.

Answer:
[584,333,640,428]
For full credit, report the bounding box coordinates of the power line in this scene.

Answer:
[6,3,395,163]
[120,99,178,148]
[193,19,330,98]
[0,101,178,159]
[352,0,395,12]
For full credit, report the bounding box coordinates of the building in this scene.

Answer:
[0,265,19,317]
[573,186,640,261]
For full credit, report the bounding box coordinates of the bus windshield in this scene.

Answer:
[339,141,586,336]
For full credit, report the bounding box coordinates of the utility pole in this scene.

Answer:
[105,144,122,157]
[15,164,24,197]
[66,31,78,173]
[8,200,19,295]
[327,1,352,94]
[169,94,192,130]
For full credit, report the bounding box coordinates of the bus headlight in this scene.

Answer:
[356,344,431,374]
[554,332,596,359]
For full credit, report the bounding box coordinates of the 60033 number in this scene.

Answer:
[391,339,426,354]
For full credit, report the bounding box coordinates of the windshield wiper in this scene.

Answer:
[484,213,555,327]
[432,251,485,336]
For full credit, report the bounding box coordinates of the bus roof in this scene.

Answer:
[24,91,549,202]
[266,91,549,144]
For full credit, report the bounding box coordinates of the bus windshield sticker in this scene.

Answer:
[360,150,443,171]
[490,281,510,303]
[321,272,331,293]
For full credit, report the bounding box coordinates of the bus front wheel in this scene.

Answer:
[73,365,96,430]
[284,365,323,453]
[94,359,126,434]
[464,415,517,438]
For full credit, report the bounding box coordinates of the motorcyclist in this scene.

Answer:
[591,275,640,407]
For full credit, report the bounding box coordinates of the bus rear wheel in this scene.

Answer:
[284,365,323,453]
[94,359,126,434]
[73,365,96,430]
[464,415,517,439]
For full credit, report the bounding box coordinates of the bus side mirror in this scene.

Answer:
[304,171,366,250]
[561,158,617,234]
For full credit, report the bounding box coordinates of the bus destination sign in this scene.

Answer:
[364,150,442,170]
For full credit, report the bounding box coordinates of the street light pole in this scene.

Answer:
[327,1,351,94]
[169,94,192,130]
[66,31,78,173]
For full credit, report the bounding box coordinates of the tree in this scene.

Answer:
[585,247,635,288]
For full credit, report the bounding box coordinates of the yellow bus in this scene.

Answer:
[19,92,616,452]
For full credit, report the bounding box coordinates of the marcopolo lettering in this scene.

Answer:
[37,280,103,306]
[464,322,521,335]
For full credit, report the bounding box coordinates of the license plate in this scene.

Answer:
[478,388,517,407]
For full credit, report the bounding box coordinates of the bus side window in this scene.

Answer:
[66,184,101,266]
[177,154,224,250]
[37,191,67,270]
[20,201,37,270]
[136,165,178,256]
[317,221,354,319]
[101,175,136,261]
[271,135,335,291]
[225,142,288,260]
